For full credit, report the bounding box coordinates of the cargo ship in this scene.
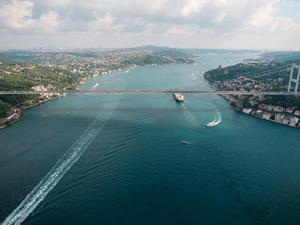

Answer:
[173,93,184,102]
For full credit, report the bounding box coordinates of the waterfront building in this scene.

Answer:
[282,116,290,124]
[275,114,284,122]
[290,117,299,126]
[235,101,243,109]
[0,118,10,125]
[256,110,263,116]
[262,112,271,120]
[243,108,252,114]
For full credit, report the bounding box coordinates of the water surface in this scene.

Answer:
[1,53,300,225]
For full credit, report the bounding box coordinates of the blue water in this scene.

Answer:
[1,53,300,225]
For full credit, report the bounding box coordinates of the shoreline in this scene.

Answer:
[230,106,300,129]
[0,63,173,130]
[0,95,63,130]
[202,71,300,130]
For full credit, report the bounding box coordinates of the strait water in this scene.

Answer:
[1,53,300,225]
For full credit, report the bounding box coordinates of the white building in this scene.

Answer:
[262,112,271,120]
[275,114,284,122]
[289,117,299,126]
[243,108,252,114]
[282,116,290,124]
[274,106,285,113]
[256,110,263,116]
[250,100,258,107]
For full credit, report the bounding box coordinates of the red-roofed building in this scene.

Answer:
[286,108,294,114]
[0,118,11,125]
[258,104,267,110]
[12,114,19,119]
[263,112,271,120]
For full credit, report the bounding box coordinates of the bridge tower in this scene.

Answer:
[288,65,300,95]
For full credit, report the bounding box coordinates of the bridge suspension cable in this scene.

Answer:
[217,64,292,83]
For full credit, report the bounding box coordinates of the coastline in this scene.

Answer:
[0,95,63,130]
[0,64,173,130]
[230,106,300,129]
[202,71,300,130]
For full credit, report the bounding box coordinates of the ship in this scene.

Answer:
[206,121,217,127]
[173,93,184,102]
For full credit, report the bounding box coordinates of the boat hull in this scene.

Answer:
[173,93,184,102]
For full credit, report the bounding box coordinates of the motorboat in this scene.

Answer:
[206,121,217,127]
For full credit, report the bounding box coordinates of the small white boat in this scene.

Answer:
[181,141,188,144]
[206,121,216,127]
[209,103,211,106]
[193,78,196,82]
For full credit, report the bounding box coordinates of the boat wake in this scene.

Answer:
[1,95,123,225]
[214,112,222,125]
[206,111,222,127]
[91,83,98,89]
[182,103,200,127]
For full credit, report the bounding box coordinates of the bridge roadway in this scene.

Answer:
[0,90,298,96]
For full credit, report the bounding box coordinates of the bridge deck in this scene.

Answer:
[0,90,298,96]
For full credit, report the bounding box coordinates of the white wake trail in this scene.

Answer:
[91,83,98,89]
[214,111,222,125]
[2,95,122,225]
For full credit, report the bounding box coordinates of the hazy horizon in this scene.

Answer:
[1,44,300,52]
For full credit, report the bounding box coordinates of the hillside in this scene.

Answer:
[255,51,300,62]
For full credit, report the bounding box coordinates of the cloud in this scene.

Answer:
[0,0,34,29]
[0,0,58,33]
[0,0,299,49]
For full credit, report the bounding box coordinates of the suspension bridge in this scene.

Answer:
[0,90,299,96]
[0,64,299,96]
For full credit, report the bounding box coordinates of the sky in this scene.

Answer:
[0,0,300,50]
